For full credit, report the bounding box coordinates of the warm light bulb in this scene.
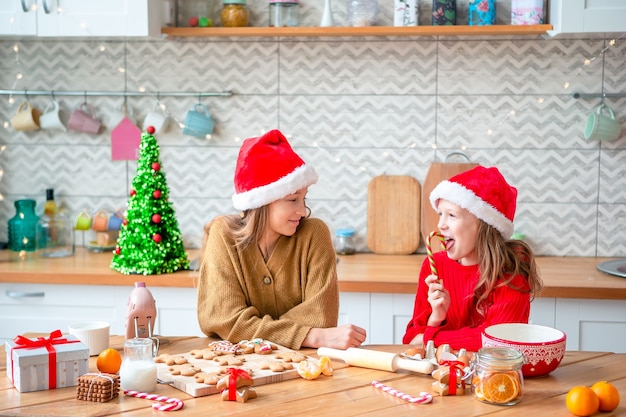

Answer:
[13,44,18,53]
[205,134,212,140]
[118,67,126,73]
[16,73,22,80]
[8,97,15,104]
[99,45,106,52]
[139,86,146,92]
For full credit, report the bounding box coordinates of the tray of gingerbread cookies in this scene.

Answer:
[155,338,309,397]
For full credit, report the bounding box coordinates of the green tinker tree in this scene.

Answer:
[111,126,189,275]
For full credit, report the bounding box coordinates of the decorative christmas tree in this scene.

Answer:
[111,126,189,275]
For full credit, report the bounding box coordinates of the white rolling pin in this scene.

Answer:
[317,347,434,375]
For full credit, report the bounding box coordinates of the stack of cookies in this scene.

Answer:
[76,373,120,403]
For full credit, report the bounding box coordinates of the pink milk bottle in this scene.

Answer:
[125,282,157,340]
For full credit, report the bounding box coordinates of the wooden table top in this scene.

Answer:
[1,248,625,299]
[2,336,625,416]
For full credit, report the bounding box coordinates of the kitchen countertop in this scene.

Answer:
[1,248,625,299]
[2,335,625,416]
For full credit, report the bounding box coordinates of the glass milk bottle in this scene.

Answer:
[119,338,157,392]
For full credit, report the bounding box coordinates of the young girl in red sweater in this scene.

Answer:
[403,166,543,352]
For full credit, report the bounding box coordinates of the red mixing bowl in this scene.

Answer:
[481,323,566,377]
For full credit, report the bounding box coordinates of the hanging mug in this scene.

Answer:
[68,103,101,134]
[39,100,67,131]
[11,101,41,131]
[143,103,170,134]
[584,103,622,142]
[183,104,215,138]
[109,102,134,128]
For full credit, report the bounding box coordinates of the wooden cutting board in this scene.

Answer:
[421,159,478,245]
[367,175,420,255]
[156,343,310,397]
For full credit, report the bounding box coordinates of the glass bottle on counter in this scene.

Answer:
[221,0,249,27]
[7,199,39,261]
[119,338,157,393]
[334,228,356,255]
[471,347,524,405]
[269,0,299,27]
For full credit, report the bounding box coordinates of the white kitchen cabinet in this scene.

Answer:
[0,0,37,35]
[0,0,163,37]
[338,292,371,345]
[549,0,626,35]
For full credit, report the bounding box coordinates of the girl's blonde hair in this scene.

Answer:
[473,221,543,315]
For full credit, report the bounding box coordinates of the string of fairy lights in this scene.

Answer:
[1,5,623,161]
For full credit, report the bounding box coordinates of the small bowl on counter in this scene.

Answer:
[481,323,566,377]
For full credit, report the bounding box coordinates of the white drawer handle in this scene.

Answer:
[6,290,45,298]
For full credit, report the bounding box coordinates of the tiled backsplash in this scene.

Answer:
[0,1,625,257]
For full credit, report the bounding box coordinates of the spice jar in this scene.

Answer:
[119,338,157,393]
[269,0,299,27]
[471,347,524,406]
[334,228,356,255]
[221,0,249,27]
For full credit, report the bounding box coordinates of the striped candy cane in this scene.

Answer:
[124,390,185,411]
[371,381,433,404]
[426,231,446,279]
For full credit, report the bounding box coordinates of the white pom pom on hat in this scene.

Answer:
[429,166,517,239]
[232,129,318,211]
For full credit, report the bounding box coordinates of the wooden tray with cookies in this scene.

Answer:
[155,339,309,397]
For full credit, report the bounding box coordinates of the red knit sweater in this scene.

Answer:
[402,251,531,351]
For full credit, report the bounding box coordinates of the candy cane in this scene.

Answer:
[371,381,433,404]
[124,389,184,411]
[426,231,446,279]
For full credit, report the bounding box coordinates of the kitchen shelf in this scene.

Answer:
[161,24,553,38]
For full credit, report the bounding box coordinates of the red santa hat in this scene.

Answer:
[429,166,517,239]
[232,129,318,211]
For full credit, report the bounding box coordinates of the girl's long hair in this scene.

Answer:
[473,221,543,315]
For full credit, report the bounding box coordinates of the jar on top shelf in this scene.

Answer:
[269,0,299,27]
[221,0,249,27]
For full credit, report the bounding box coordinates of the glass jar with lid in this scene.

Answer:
[221,0,249,27]
[471,347,524,406]
[269,0,299,27]
[334,228,356,255]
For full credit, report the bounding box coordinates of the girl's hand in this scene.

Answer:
[425,274,449,326]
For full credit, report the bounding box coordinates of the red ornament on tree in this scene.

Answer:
[151,162,161,172]
[146,126,155,134]
[130,189,136,197]
[123,219,128,226]
[115,246,121,255]
[151,214,162,224]
[153,189,162,199]
[152,233,162,243]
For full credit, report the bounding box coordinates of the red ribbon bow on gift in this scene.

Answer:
[12,329,80,390]
[225,368,252,401]
[440,360,467,395]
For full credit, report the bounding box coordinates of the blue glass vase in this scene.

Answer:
[8,199,39,254]
[468,0,496,26]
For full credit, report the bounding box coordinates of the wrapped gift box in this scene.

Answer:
[5,331,89,393]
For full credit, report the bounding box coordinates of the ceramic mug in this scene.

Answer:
[109,103,134,128]
[92,210,109,232]
[107,211,123,231]
[75,211,92,231]
[11,101,41,131]
[183,103,214,138]
[68,103,101,134]
[39,100,67,131]
[584,103,622,141]
[143,104,169,134]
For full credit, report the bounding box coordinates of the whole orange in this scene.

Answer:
[566,386,599,417]
[591,381,620,412]
[96,348,122,374]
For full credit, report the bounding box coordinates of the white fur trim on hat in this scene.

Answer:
[232,164,318,211]
[430,180,514,239]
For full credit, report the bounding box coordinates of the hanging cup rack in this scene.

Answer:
[0,89,232,98]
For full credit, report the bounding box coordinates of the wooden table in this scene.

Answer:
[2,336,625,416]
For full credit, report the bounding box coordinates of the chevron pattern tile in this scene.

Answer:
[1,30,625,257]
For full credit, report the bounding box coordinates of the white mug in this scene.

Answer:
[143,104,169,134]
[109,103,134,128]
[39,100,67,131]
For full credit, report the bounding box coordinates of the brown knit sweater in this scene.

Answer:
[197,216,339,349]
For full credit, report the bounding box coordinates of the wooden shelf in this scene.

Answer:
[161,24,553,38]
